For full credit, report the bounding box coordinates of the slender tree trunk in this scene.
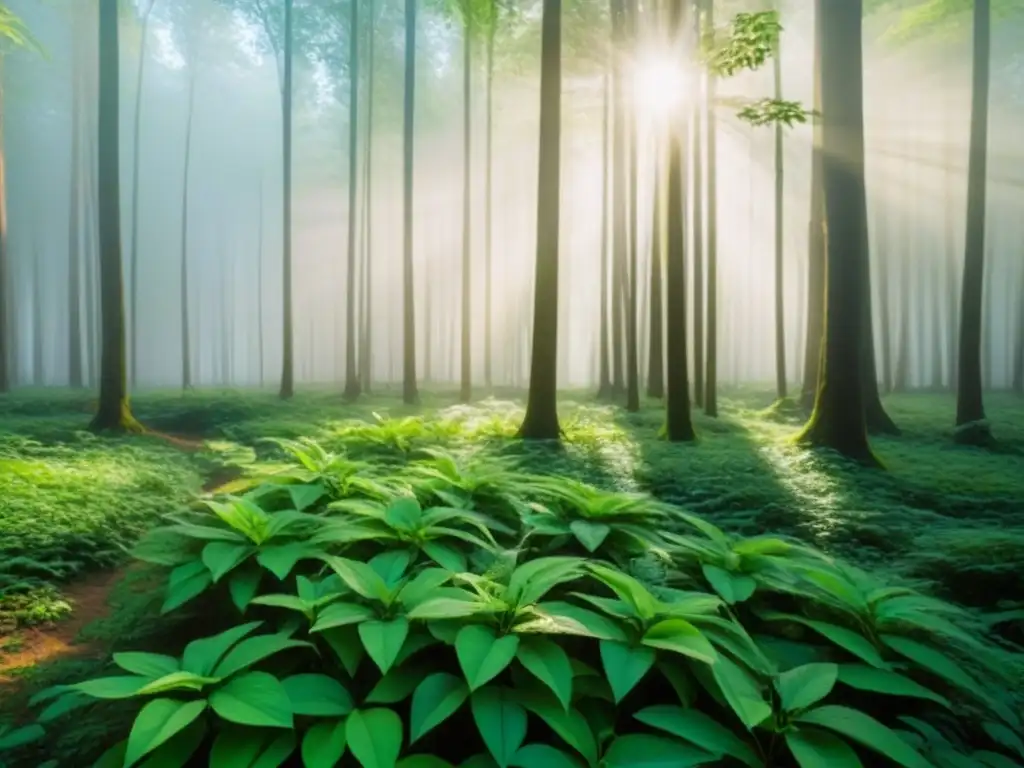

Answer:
[646,160,664,398]
[258,179,265,388]
[623,0,640,412]
[982,243,993,388]
[68,17,85,389]
[945,113,959,392]
[180,72,196,390]
[703,0,719,417]
[280,0,295,399]
[460,9,473,402]
[360,0,376,393]
[1013,260,1024,394]
[772,20,786,400]
[484,17,495,389]
[860,207,899,434]
[33,244,43,385]
[402,0,419,404]
[518,0,561,439]
[91,0,140,432]
[955,0,989,439]
[0,55,8,393]
[610,0,626,397]
[597,70,612,399]
[344,0,362,400]
[797,0,875,465]
[893,235,909,392]
[930,258,944,389]
[692,5,704,409]
[875,205,892,393]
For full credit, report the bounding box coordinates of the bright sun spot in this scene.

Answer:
[632,53,687,119]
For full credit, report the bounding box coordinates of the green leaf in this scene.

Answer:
[137,718,206,768]
[776,663,839,713]
[92,740,128,768]
[422,541,467,572]
[587,562,659,620]
[321,626,365,677]
[370,550,414,587]
[471,687,528,768]
[113,653,180,679]
[202,541,253,582]
[213,634,311,678]
[0,724,44,750]
[289,482,327,511]
[162,561,213,613]
[836,665,951,708]
[407,597,488,620]
[386,497,423,530]
[257,543,316,581]
[135,671,219,696]
[397,757,455,767]
[709,655,773,729]
[759,613,888,669]
[359,619,410,674]
[702,564,756,604]
[516,637,573,711]
[209,672,294,728]
[534,601,626,641]
[797,705,932,768]
[514,688,597,765]
[251,593,313,617]
[301,719,347,768]
[325,556,391,601]
[228,565,262,612]
[880,635,985,700]
[410,672,470,742]
[603,734,714,767]
[282,674,353,716]
[311,602,377,632]
[209,727,296,767]
[367,663,431,704]
[69,676,149,699]
[509,744,582,768]
[786,727,863,768]
[457,626,521,690]
[346,708,404,768]
[642,619,718,664]
[633,706,761,767]
[568,520,611,552]
[599,640,655,703]
[124,699,207,767]
[181,622,262,676]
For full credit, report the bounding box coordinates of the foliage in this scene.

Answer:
[0,4,36,51]
[8,418,1022,768]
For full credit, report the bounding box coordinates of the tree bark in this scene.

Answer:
[180,72,196,390]
[875,204,892,393]
[518,0,561,440]
[702,0,718,417]
[610,0,626,398]
[279,0,295,399]
[484,13,495,388]
[360,0,376,393]
[597,70,612,399]
[646,161,664,399]
[344,0,362,400]
[772,20,786,401]
[624,0,640,413]
[68,12,85,389]
[0,55,8,393]
[692,5,704,409]
[459,6,473,402]
[402,0,419,404]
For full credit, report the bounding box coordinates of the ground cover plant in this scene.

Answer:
[1,388,1022,768]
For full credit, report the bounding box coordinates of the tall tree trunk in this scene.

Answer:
[860,207,899,435]
[1013,260,1023,394]
[344,0,362,400]
[69,16,84,389]
[280,0,296,399]
[610,0,626,397]
[91,0,140,432]
[955,0,989,439]
[624,0,640,412]
[402,0,419,404]
[893,235,909,392]
[180,72,196,390]
[982,243,993,388]
[33,244,43,385]
[597,70,612,399]
[460,9,473,402]
[664,0,694,441]
[875,204,892,393]
[702,0,719,417]
[484,13,495,388]
[0,55,7,392]
[797,0,875,465]
[944,112,959,392]
[692,4,704,409]
[772,18,786,400]
[646,161,664,398]
[128,2,156,386]
[930,258,944,389]
[257,179,265,388]
[360,0,376,393]
[518,0,561,439]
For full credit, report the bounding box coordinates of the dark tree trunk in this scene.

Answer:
[860,205,899,435]
[610,0,626,398]
[797,0,875,465]
[702,0,718,417]
[484,16,495,388]
[460,9,473,403]
[33,244,43,385]
[772,19,786,401]
[691,5,704,409]
[1013,260,1024,394]
[517,0,561,440]
[930,258,944,389]
[91,0,140,432]
[0,57,8,393]
[893,233,910,392]
[875,205,892,393]
[597,70,612,399]
[279,0,295,399]
[944,115,959,392]
[955,0,989,438]
[646,162,664,399]
[344,0,362,400]
[982,244,993,388]
[180,72,195,390]
[624,0,640,413]
[68,61,84,387]
[402,0,419,404]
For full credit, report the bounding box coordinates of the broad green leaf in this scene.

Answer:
[321,626,365,677]
[228,566,262,612]
[251,593,313,617]
[257,542,316,581]
[346,708,403,768]
[69,676,149,699]
[399,568,454,607]
[422,541,467,572]
[569,520,611,552]
[37,691,93,723]
[124,699,207,767]
[633,706,760,767]
[880,635,985,700]
[471,687,528,768]
[301,719,347,768]
[0,724,44,750]
[136,718,206,768]
[587,563,659,620]
[386,497,423,530]
[209,727,296,767]
[797,705,932,768]
[325,556,391,601]
[603,734,715,767]
[289,482,327,511]
[398,757,456,767]
[113,653,180,679]
[162,561,213,613]
[370,550,414,587]
[516,637,573,711]
[214,634,311,678]
[410,672,470,742]
[360,619,410,674]
[599,641,655,703]
[457,626,520,690]
[759,613,888,669]
[282,674,353,716]
[709,655,773,729]
[136,671,219,696]
[182,622,262,676]
[658,659,697,707]
[776,663,839,713]
[407,597,488,620]
[367,663,431,704]
[837,665,951,708]
[202,542,253,582]
[642,619,718,664]
[311,602,377,632]
[515,688,597,765]
[509,744,582,768]
[209,672,294,729]
[786,727,863,768]
[702,564,756,604]
[92,740,128,768]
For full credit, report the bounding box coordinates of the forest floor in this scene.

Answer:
[1,386,1022,759]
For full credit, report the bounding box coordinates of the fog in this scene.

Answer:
[3,0,1023,392]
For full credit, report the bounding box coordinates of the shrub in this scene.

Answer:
[10,439,1023,768]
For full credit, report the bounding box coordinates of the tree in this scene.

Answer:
[691,2,704,409]
[91,0,141,432]
[624,0,640,413]
[797,0,875,464]
[955,0,990,441]
[483,0,498,388]
[597,70,612,399]
[458,0,474,403]
[281,0,296,399]
[344,0,362,401]
[609,0,626,398]
[771,1,785,401]
[702,0,718,417]
[68,5,86,389]
[646,161,664,399]
[179,66,197,390]
[517,0,561,439]
[402,0,419,405]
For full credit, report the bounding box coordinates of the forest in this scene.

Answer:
[0,0,1022,765]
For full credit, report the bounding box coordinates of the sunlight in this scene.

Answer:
[631,51,688,120]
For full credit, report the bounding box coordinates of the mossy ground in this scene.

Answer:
[1,386,1022,763]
